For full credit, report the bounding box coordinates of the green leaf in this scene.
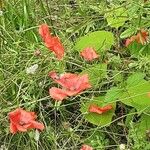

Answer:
[81,63,107,87]
[105,7,128,28]
[75,31,114,53]
[120,73,150,112]
[80,96,116,126]
[120,28,136,39]
[126,72,145,87]
[127,42,150,56]
[131,114,150,138]
[105,87,124,103]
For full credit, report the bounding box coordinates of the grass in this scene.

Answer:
[1,0,150,150]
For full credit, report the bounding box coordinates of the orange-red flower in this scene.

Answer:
[125,29,149,47]
[80,144,93,150]
[39,24,64,60]
[9,108,44,134]
[49,71,91,101]
[89,104,112,114]
[80,47,99,61]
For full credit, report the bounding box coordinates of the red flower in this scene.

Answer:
[49,71,91,101]
[80,144,93,150]
[39,24,64,60]
[125,29,149,47]
[9,108,44,134]
[89,104,112,114]
[80,47,99,61]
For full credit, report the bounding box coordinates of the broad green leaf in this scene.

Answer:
[80,96,116,126]
[120,73,150,112]
[105,87,124,103]
[75,31,114,53]
[105,7,128,28]
[126,72,145,87]
[81,63,107,87]
[120,28,136,39]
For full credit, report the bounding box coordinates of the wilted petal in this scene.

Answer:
[16,124,27,132]
[30,120,45,131]
[49,71,91,93]
[47,37,64,60]
[80,144,93,150]
[80,47,99,61]
[39,24,64,60]
[136,29,149,44]
[49,71,78,89]
[89,104,103,114]
[39,24,51,41]
[89,104,112,114]
[49,87,69,101]
[125,29,149,47]
[10,122,18,134]
[74,74,91,92]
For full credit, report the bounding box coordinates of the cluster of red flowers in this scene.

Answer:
[125,29,149,47]
[39,24,99,61]
[8,24,117,150]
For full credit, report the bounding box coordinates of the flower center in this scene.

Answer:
[19,121,26,126]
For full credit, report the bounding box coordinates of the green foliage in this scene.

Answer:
[126,72,145,87]
[81,63,107,87]
[75,31,114,53]
[80,96,116,126]
[105,6,128,28]
[85,131,109,149]
[105,86,123,103]
[128,114,150,150]
[134,114,150,138]
[120,28,136,39]
[121,73,150,112]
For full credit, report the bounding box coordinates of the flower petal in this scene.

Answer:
[80,47,99,61]
[10,123,18,134]
[39,24,64,60]
[80,144,93,150]
[39,24,51,41]
[89,104,112,114]
[89,104,103,114]
[49,87,69,101]
[49,71,78,89]
[49,71,91,93]
[16,124,27,132]
[125,29,149,47]
[30,121,45,131]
